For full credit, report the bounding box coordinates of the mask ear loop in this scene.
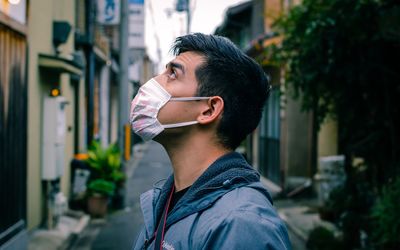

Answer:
[161,97,210,129]
[162,121,199,129]
[170,97,210,101]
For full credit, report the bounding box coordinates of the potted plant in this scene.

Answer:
[86,179,115,217]
[85,141,126,217]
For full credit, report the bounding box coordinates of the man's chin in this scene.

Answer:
[152,133,168,145]
[153,131,183,146]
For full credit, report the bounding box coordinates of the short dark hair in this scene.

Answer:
[171,33,270,150]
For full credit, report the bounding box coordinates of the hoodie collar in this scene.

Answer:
[151,152,261,227]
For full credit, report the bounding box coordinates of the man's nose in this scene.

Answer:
[153,75,166,87]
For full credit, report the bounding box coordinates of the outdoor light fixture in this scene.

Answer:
[8,0,21,5]
[50,88,60,97]
[53,21,72,51]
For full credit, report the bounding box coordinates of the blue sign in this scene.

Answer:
[98,0,120,25]
[129,0,144,4]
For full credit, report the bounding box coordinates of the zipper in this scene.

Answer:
[142,239,148,250]
[142,233,156,249]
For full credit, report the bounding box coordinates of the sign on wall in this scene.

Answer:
[0,0,27,24]
[129,0,145,49]
[97,0,120,25]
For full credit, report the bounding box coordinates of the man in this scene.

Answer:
[130,33,291,250]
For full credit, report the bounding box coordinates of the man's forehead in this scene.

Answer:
[173,51,205,68]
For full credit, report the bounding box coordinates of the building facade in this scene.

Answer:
[215,0,338,194]
[1,1,153,248]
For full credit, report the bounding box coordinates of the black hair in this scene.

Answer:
[171,33,270,150]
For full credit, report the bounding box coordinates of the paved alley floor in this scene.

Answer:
[68,141,172,250]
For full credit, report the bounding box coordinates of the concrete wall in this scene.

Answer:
[27,0,52,230]
[318,118,338,157]
[264,0,282,33]
[27,0,77,229]
[284,94,313,177]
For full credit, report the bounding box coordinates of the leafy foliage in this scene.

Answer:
[272,0,400,248]
[370,177,400,249]
[274,0,400,184]
[87,179,116,197]
[86,141,125,186]
[306,226,343,250]
[86,141,126,198]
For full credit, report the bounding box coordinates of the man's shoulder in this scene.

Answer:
[192,184,291,249]
[217,182,273,207]
[200,183,278,222]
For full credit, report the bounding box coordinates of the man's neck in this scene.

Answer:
[161,134,231,192]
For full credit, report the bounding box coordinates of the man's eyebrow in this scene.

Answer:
[166,61,185,74]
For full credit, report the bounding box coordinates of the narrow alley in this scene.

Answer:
[2,1,398,249]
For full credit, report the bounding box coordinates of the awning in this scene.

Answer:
[245,33,282,55]
[245,33,283,67]
[38,53,84,76]
[215,1,252,35]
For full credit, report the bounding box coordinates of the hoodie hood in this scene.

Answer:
[151,152,271,229]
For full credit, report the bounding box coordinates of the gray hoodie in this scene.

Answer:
[133,152,291,250]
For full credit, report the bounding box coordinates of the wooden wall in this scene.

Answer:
[0,22,28,245]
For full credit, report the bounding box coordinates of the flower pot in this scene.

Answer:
[87,194,109,217]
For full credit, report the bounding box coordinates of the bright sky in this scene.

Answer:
[145,0,248,71]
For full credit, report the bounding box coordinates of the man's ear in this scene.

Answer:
[198,96,224,125]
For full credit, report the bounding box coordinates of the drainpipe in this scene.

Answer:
[85,0,95,146]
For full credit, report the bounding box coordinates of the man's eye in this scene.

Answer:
[168,69,177,79]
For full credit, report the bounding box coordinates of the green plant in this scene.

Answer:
[370,177,400,249]
[86,141,126,186]
[306,226,343,250]
[87,179,116,197]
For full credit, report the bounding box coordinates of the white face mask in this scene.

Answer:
[130,78,209,141]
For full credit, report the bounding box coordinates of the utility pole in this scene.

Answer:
[116,0,129,209]
[186,0,191,34]
[118,0,129,160]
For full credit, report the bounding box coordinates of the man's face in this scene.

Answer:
[154,51,206,127]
